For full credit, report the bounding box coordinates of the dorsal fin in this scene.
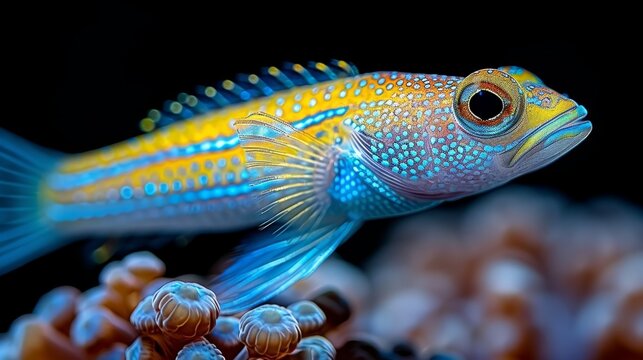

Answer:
[139,60,359,133]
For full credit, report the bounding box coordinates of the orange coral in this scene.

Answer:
[70,307,137,353]
[33,286,80,335]
[7,315,84,360]
[123,251,166,284]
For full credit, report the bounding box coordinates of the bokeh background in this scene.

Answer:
[0,2,629,334]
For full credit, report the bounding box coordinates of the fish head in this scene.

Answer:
[351,67,591,201]
[453,67,592,177]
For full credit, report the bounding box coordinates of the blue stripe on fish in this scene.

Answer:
[49,106,349,191]
[46,180,268,222]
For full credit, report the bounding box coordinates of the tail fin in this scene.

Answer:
[0,129,63,274]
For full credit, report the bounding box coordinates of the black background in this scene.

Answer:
[0,3,631,331]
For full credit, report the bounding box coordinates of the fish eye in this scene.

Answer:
[468,90,504,121]
[455,69,525,137]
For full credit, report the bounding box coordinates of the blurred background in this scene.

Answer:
[0,0,633,346]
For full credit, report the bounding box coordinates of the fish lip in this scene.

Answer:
[507,105,592,167]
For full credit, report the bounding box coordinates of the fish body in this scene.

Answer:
[0,62,591,313]
[44,70,359,235]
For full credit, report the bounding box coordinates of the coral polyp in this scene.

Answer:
[176,338,225,360]
[6,316,84,360]
[70,306,137,353]
[33,286,80,335]
[208,316,242,358]
[130,296,161,335]
[287,301,326,336]
[152,281,220,340]
[293,336,336,360]
[125,336,164,359]
[239,305,302,359]
[123,251,167,284]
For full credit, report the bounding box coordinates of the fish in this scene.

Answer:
[0,61,591,313]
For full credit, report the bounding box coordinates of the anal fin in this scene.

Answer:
[210,221,360,315]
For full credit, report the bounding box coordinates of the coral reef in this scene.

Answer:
[1,188,642,360]
[358,188,643,359]
[0,251,346,360]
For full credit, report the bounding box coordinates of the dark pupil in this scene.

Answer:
[469,90,504,120]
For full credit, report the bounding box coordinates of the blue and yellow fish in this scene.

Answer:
[0,61,591,313]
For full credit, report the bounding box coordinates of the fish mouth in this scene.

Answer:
[507,105,592,168]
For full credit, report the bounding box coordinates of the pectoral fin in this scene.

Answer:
[234,112,340,237]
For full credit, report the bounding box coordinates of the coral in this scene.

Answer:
[6,315,84,360]
[126,336,165,359]
[0,251,168,359]
[208,315,243,359]
[77,286,131,320]
[70,306,137,353]
[176,338,225,360]
[123,251,166,284]
[94,342,127,360]
[307,291,352,331]
[289,336,336,360]
[239,304,302,359]
[359,188,643,359]
[100,261,144,296]
[130,295,161,335]
[33,286,80,335]
[152,281,220,340]
[288,301,326,336]
[2,189,643,360]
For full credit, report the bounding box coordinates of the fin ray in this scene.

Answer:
[235,112,336,237]
[140,60,359,133]
[211,221,360,314]
[0,129,67,275]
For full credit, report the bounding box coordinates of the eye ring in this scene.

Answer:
[455,69,524,138]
